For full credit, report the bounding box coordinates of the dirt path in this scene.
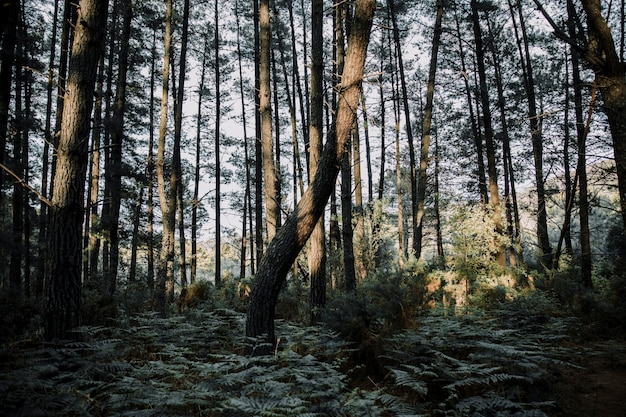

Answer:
[554,341,626,416]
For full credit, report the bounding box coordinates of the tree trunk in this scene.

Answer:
[571,0,593,287]
[235,0,253,278]
[45,0,109,341]
[415,0,444,259]
[192,33,208,285]
[246,0,375,354]
[214,0,221,287]
[103,0,133,296]
[155,0,174,316]
[260,0,280,242]
[486,13,518,267]
[39,0,61,296]
[470,0,506,267]
[508,0,552,268]
[146,25,157,292]
[129,187,144,282]
[309,0,327,319]
[453,6,487,204]
[388,0,418,258]
[0,0,18,272]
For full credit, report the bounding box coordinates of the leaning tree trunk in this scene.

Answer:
[45,0,109,341]
[246,0,376,354]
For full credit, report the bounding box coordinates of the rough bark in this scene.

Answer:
[388,0,418,257]
[260,0,280,242]
[246,0,376,354]
[415,0,444,259]
[470,0,506,267]
[309,0,327,319]
[45,0,109,341]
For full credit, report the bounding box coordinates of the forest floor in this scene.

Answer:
[552,339,626,417]
[1,304,626,416]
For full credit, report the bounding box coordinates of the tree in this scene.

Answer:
[259,0,280,243]
[155,0,175,315]
[470,0,506,267]
[415,0,444,259]
[309,0,327,318]
[246,0,376,354]
[507,0,552,268]
[388,0,418,258]
[45,0,109,341]
[533,0,626,234]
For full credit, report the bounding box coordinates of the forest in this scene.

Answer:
[1,0,626,415]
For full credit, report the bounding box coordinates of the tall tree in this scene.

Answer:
[246,0,376,353]
[260,0,280,242]
[533,0,626,234]
[45,0,109,341]
[155,0,175,315]
[309,0,327,318]
[214,0,222,287]
[415,0,444,259]
[388,0,418,258]
[102,0,133,296]
[508,0,552,268]
[470,0,506,267]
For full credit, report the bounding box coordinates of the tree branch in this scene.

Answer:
[0,162,52,206]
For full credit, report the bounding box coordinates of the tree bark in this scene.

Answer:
[155,0,174,315]
[470,0,506,267]
[214,0,221,287]
[45,0,109,341]
[388,0,418,258]
[415,0,444,259]
[260,0,280,242]
[309,0,327,319]
[102,0,132,296]
[508,0,552,268]
[246,0,376,354]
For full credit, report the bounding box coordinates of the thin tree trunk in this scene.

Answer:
[10,27,24,293]
[570,0,592,286]
[192,33,208,285]
[486,13,517,267]
[288,1,309,181]
[254,0,264,264]
[129,187,144,282]
[453,6,487,204]
[156,0,174,315]
[508,0,552,268]
[146,25,157,292]
[470,0,506,267]
[353,124,367,282]
[361,93,373,202]
[45,0,108,341]
[246,0,375,353]
[38,0,60,296]
[434,128,443,258]
[309,0,327,318]
[260,0,280,243]
[415,0,444,259]
[235,0,253,278]
[388,0,418,257]
[103,0,133,296]
[0,0,18,277]
[214,0,221,287]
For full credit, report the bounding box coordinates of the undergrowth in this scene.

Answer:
[1,298,584,416]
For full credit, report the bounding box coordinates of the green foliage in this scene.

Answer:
[0,308,378,417]
[378,309,580,416]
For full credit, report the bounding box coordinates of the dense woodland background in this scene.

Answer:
[1,0,626,415]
